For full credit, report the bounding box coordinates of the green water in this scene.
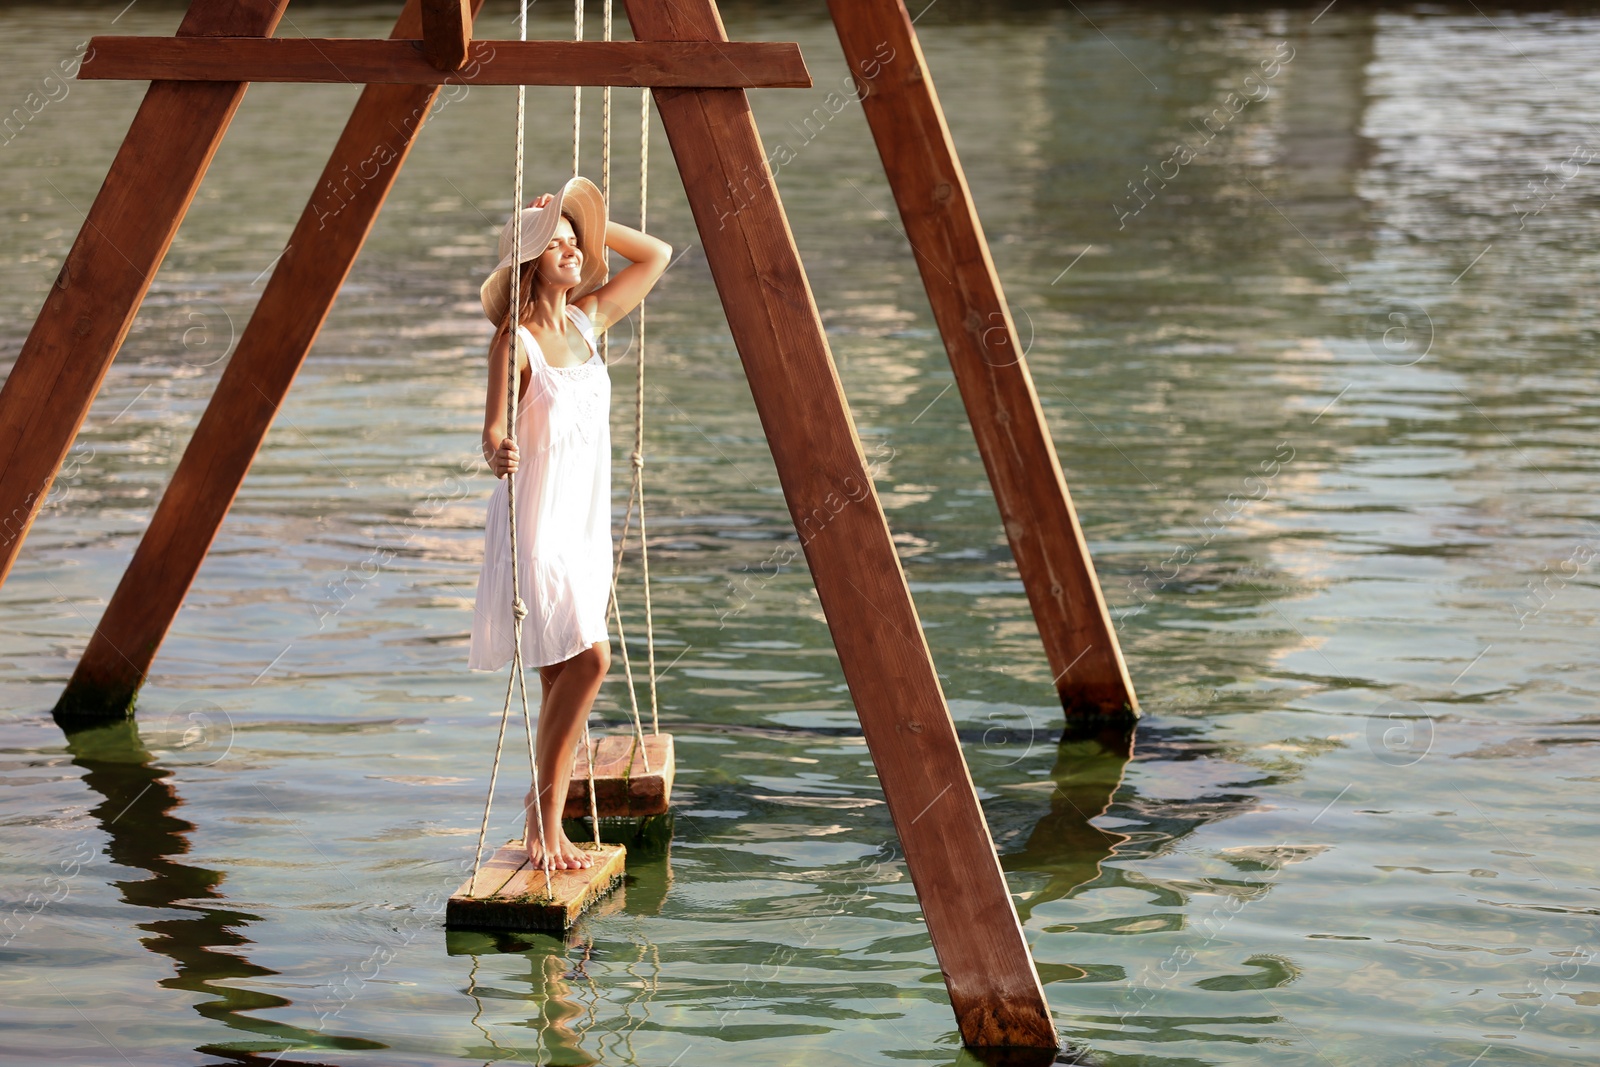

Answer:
[3,1,1599,1063]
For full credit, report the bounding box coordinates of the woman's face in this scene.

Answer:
[534,216,583,293]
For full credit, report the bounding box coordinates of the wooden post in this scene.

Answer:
[53,0,484,721]
[419,0,471,71]
[0,0,289,591]
[622,0,1057,1049]
[826,0,1139,727]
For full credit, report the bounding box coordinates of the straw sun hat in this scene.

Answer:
[479,175,608,325]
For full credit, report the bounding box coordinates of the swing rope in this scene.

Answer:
[636,80,661,738]
[572,0,602,846]
[471,0,553,898]
[598,2,663,784]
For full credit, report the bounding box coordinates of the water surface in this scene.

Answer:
[2,2,1598,1064]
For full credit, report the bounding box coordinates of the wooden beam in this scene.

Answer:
[78,37,812,89]
[419,0,471,72]
[0,0,289,592]
[54,0,485,722]
[827,0,1139,726]
[621,0,1056,1050]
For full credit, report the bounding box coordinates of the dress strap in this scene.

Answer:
[514,325,543,377]
[566,304,600,359]
[512,326,550,412]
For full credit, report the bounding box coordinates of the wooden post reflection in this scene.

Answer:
[61,720,384,1060]
[1003,728,1134,924]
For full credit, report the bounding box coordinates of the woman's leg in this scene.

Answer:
[524,640,611,869]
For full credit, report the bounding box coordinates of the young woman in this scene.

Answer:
[468,176,671,871]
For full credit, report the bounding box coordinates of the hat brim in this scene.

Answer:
[479,176,609,325]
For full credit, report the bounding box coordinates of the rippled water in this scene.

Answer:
[3,1,1600,1064]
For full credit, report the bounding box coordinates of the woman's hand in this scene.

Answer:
[529,192,554,210]
[490,436,519,478]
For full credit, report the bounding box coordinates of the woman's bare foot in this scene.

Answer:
[523,786,592,870]
[523,834,555,872]
[554,832,594,870]
[523,827,595,871]
[526,835,593,870]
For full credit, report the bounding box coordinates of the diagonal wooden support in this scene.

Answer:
[828,0,1138,728]
[0,0,289,591]
[622,0,1057,1050]
[54,0,485,722]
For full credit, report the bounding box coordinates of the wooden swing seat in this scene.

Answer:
[446,839,626,932]
[564,733,674,818]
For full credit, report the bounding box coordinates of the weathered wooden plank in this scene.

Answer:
[446,841,626,932]
[464,840,531,899]
[621,0,1056,1050]
[78,37,813,89]
[0,0,290,592]
[419,0,471,72]
[827,0,1137,726]
[445,881,631,951]
[563,733,675,818]
[53,0,483,722]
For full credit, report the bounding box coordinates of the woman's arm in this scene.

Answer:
[579,220,672,332]
[482,321,519,478]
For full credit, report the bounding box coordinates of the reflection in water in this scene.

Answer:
[463,945,595,1067]
[61,721,383,1064]
[995,723,1331,1055]
[451,927,666,1065]
[1002,728,1133,926]
[448,822,673,1065]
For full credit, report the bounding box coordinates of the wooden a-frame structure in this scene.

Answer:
[0,0,1141,1048]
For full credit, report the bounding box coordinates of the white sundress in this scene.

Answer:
[468,304,613,671]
